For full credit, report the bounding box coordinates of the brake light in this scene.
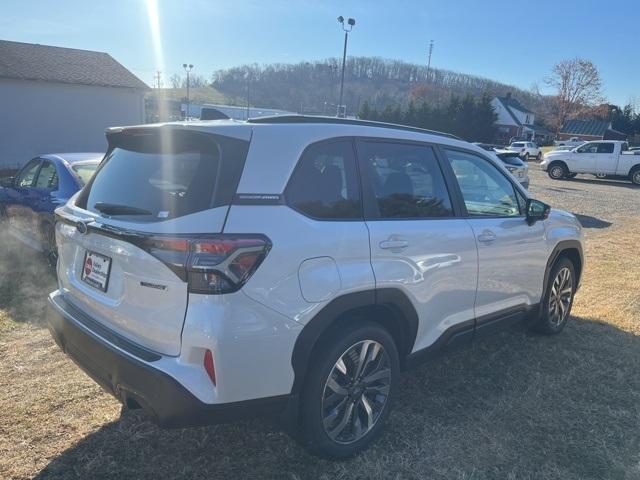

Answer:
[142,234,271,294]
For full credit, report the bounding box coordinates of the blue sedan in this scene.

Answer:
[0,153,102,263]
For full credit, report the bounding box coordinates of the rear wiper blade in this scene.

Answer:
[93,202,153,216]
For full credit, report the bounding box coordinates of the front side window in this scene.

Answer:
[358,141,453,219]
[16,159,41,187]
[286,139,361,219]
[596,143,614,154]
[577,143,597,154]
[35,161,58,189]
[444,149,522,217]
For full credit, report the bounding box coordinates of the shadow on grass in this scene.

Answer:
[0,229,56,325]
[573,214,612,229]
[566,176,638,190]
[34,316,640,480]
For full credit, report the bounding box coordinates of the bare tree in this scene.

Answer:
[187,74,208,88]
[544,58,603,133]
[169,73,182,89]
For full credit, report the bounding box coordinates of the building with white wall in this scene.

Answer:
[0,40,148,170]
[491,93,553,144]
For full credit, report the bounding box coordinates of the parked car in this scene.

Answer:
[47,117,584,459]
[0,153,101,263]
[473,143,530,188]
[541,140,640,185]
[554,137,585,148]
[507,141,541,160]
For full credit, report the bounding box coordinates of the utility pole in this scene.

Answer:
[245,71,250,120]
[154,70,162,89]
[182,63,193,120]
[426,40,434,82]
[336,16,355,118]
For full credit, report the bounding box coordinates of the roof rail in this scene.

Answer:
[246,115,461,140]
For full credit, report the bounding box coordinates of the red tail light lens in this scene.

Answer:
[204,349,216,386]
[143,234,271,294]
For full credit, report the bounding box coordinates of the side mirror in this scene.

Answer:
[526,198,550,225]
[0,176,14,188]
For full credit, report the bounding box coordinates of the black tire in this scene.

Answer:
[536,152,542,161]
[299,321,400,459]
[629,166,640,186]
[42,223,58,269]
[548,162,568,180]
[531,257,576,334]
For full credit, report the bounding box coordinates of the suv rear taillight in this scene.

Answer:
[144,235,271,294]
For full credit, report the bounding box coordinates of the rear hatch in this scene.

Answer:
[55,126,251,356]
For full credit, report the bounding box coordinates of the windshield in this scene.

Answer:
[71,163,98,186]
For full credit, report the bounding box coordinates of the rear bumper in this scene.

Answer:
[46,291,290,428]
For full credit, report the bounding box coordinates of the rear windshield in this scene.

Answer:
[78,130,249,220]
[71,163,98,186]
[512,143,525,147]
[499,155,525,167]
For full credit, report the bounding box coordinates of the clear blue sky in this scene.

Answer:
[1,0,638,106]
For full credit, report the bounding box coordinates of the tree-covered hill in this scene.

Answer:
[211,56,544,116]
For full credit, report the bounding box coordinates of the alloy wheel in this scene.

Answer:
[550,166,564,179]
[321,340,391,444]
[632,170,640,185]
[548,267,573,327]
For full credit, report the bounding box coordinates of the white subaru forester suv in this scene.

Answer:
[47,116,584,459]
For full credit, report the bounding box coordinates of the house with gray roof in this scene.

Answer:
[0,40,148,169]
[558,118,627,142]
[491,93,553,145]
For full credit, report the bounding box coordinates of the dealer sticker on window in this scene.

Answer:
[81,250,112,292]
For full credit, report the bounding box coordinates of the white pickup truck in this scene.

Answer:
[541,140,640,185]
[554,137,585,147]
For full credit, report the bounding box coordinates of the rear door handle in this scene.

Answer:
[477,230,497,244]
[379,239,409,250]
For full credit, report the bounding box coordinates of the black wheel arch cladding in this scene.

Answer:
[289,288,418,396]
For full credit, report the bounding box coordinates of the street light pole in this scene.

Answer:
[336,16,355,118]
[182,63,193,120]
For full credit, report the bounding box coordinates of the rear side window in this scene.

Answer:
[286,139,361,219]
[16,159,40,187]
[358,141,453,219]
[79,130,249,220]
[35,161,58,189]
[596,143,614,154]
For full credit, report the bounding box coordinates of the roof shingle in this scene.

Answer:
[0,40,148,90]
[560,118,611,137]
[497,96,534,114]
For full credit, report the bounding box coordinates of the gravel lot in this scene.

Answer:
[527,164,640,228]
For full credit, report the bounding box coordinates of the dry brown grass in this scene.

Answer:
[0,219,639,479]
